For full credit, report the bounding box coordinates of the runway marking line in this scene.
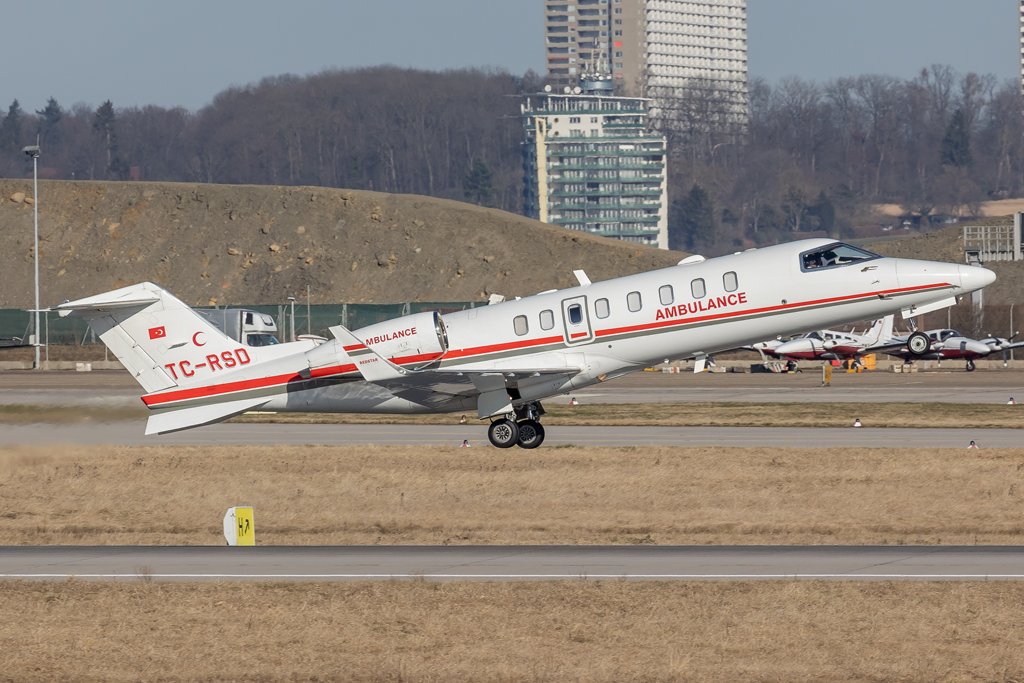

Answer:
[4,573,1024,580]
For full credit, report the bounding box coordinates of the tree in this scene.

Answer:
[781,186,809,231]
[462,158,493,205]
[807,190,836,235]
[669,184,715,251]
[0,99,23,153]
[940,108,972,168]
[36,97,63,148]
[93,100,127,179]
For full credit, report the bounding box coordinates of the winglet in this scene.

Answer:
[328,325,407,381]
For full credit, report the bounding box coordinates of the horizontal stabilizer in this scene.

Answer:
[145,396,270,435]
[328,325,407,381]
[55,288,161,317]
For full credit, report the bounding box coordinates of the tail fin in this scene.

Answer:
[56,282,253,393]
[865,314,895,345]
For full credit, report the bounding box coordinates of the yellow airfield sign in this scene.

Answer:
[223,506,255,546]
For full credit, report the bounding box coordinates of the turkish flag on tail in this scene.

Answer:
[148,326,167,340]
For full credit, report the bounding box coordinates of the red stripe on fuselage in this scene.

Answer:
[442,334,565,359]
[597,283,948,340]
[142,363,357,407]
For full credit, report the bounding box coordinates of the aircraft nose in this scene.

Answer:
[965,340,991,355]
[958,264,996,293]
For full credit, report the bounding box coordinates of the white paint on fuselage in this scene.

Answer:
[261,239,985,415]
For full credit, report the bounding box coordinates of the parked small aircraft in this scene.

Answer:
[56,239,995,447]
[761,315,896,362]
[880,328,1024,371]
[755,317,1022,371]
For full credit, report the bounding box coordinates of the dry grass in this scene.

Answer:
[1,399,1021,428]
[1,580,1022,681]
[3,444,1024,545]
[0,404,145,423]
[234,401,1024,429]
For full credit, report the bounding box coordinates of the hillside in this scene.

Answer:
[2,179,1020,310]
[0,180,683,307]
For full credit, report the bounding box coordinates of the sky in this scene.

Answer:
[0,1,1017,114]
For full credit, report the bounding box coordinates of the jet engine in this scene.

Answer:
[351,311,448,369]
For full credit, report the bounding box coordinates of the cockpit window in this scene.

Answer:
[800,243,879,272]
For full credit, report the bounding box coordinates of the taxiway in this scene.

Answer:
[2,545,1022,581]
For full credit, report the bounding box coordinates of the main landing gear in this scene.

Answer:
[487,402,546,449]
[906,330,931,357]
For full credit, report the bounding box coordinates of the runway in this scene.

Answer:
[2,545,1022,581]
[2,369,1023,407]
[2,421,1021,447]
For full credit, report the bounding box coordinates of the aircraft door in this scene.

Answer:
[561,296,594,346]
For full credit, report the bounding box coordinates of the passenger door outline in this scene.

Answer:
[561,296,593,346]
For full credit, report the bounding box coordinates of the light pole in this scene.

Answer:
[287,296,296,342]
[22,143,41,370]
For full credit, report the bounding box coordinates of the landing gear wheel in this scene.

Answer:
[906,331,931,357]
[966,359,976,372]
[488,418,519,449]
[516,420,546,449]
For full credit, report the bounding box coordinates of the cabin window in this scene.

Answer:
[539,309,555,330]
[801,242,879,271]
[659,285,674,306]
[513,315,529,336]
[723,271,738,292]
[567,304,583,325]
[244,312,254,324]
[595,298,610,319]
[627,291,642,312]
[691,278,706,299]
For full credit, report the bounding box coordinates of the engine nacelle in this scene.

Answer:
[352,311,448,368]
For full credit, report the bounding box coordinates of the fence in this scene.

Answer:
[2,299,1020,360]
[0,301,484,347]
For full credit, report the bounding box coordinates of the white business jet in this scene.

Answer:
[56,239,994,448]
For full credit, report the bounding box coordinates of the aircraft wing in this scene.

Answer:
[863,339,912,355]
[329,325,581,417]
[992,340,1024,352]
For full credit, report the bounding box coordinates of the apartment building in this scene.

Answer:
[544,0,748,128]
[521,74,669,248]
